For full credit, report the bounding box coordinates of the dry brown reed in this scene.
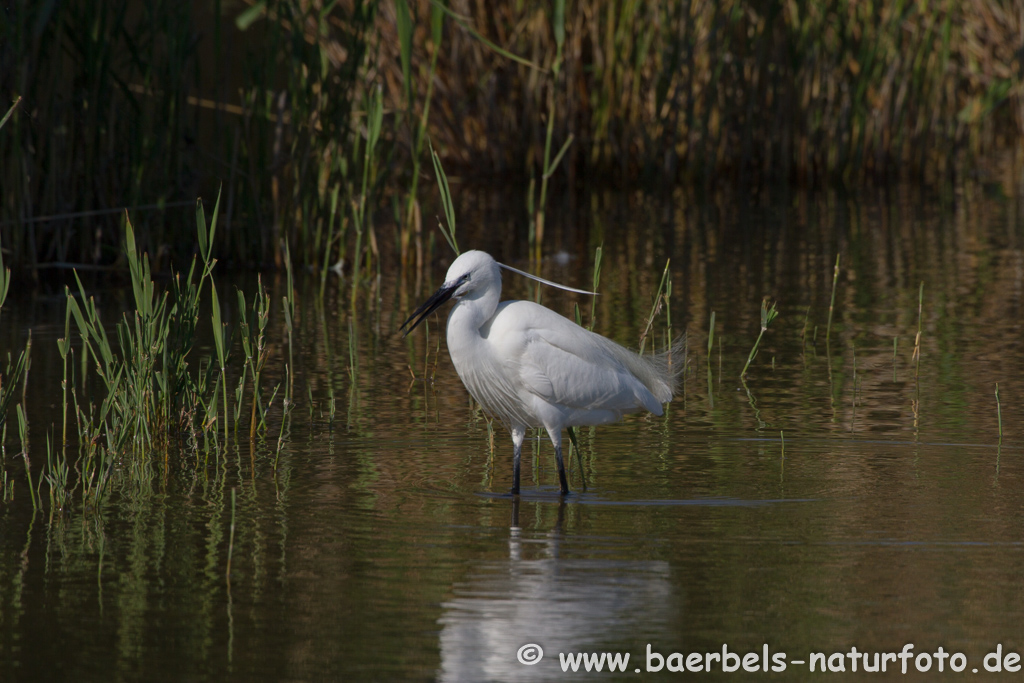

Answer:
[1,0,1022,270]
[376,0,1024,187]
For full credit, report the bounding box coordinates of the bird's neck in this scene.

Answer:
[446,288,499,352]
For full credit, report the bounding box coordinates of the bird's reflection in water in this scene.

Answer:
[438,498,674,682]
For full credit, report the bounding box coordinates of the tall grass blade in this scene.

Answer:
[543,134,575,179]
[196,188,221,273]
[707,311,716,358]
[826,254,840,347]
[211,280,229,445]
[430,142,459,255]
[235,1,266,30]
[17,404,36,512]
[995,382,1003,442]
[0,238,10,312]
[0,96,21,131]
[740,300,779,379]
[912,282,924,380]
[426,0,543,71]
[588,245,602,331]
[396,0,413,107]
[566,426,586,491]
[638,259,671,354]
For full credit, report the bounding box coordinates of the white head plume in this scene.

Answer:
[497,262,598,296]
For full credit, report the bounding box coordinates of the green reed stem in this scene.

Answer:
[707,311,716,361]
[0,96,21,131]
[398,0,443,268]
[589,245,603,330]
[351,86,384,305]
[532,0,569,265]
[57,300,72,452]
[913,282,924,380]
[0,241,30,434]
[283,241,296,401]
[347,319,358,384]
[826,253,840,347]
[275,377,290,467]
[664,264,673,351]
[319,184,342,300]
[780,430,785,482]
[238,279,271,440]
[995,383,1003,441]
[427,0,543,70]
[430,142,459,256]
[45,432,70,519]
[893,336,898,381]
[740,300,779,379]
[639,259,671,354]
[566,426,586,491]
[16,404,35,512]
[0,237,9,313]
[211,280,229,446]
[800,306,810,350]
[852,342,857,399]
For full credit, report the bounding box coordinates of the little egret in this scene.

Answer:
[400,250,684,495]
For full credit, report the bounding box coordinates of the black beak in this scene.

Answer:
[400,282,458,337]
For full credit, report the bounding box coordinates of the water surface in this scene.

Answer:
[2,186,1023,681]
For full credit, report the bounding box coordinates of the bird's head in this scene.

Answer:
[400,250,499,337]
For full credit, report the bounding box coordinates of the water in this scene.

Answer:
[2,186,1024,681]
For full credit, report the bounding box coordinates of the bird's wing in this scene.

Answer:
[516,325,662,414]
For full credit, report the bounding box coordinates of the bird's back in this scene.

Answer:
[474,300,682,428]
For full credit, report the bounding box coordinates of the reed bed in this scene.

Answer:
[0,0,379,272]
[0,245,29,434]
[0,194,317,514]
[2,0,1022,273]
[381,0,1023,188]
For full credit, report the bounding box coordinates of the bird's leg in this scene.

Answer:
[510,426,526,495]
[548,430,570,495]
[554,444,569,495]
[512,445,521,495]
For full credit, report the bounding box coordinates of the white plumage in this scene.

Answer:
[401,250,683,495]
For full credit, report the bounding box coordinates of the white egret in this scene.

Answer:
[401,250,684,495]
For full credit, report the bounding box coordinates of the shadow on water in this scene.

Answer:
[2,185,1024,679]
